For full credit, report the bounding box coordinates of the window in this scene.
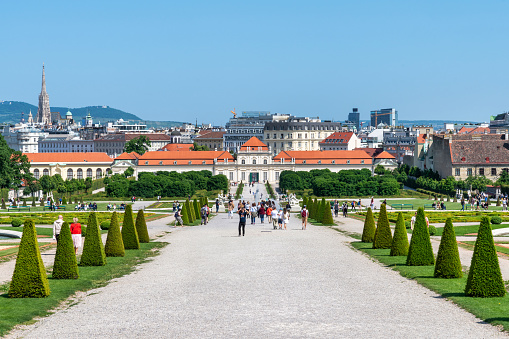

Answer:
[479,168,485,176]
[347,160,350,164]
[361,160,364,164]
[273,134,276,139]
[303,160,306,164]
[174,161,177,165]
[318,160,321,164]
[467,168,472,176]
[145,161,149,165]
[67,168,73,180]
[492,168,497,176]
[263,172,268,181]
[253,159,256,165]
[230,172,234,180]
[188,161,192,165]
[267,134,270,139]
[298,142,302,148]
[241,159,245,164]
[298,133,302,139]
[96,168,103,179]
[34,169,39,179]
[264,159,267,164]
[241,172,246,181]
[43,169,49,176]
[275,172,279,180]
[332,160,335,164]
[77,168,83,179]
[160,161,163,165]
[280,134,284,139]
[311,133,315,139]
[455,168,460,176]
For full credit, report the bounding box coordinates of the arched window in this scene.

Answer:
[263,159,268,164]
[77,168,83,179]
[67,168,73,180]
[241,159,245,164]
[253,159,256,165]
[87,168,93,178]
[33,169,40,179]
[96,168,103,179]
[43,169,49,176]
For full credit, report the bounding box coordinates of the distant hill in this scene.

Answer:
[398,120,482,128]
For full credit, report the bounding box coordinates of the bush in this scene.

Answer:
[105,212,125,257]
[62,196,67,205]
[135,210,150,243]
[52,221,79,279]
[321,203,334,225]
[100,221,110,230]
[9,219,50,298]
[406,207,435,266]
[361,208,376,243]
[465,216,506,297]
[121,205,139,249]
[11,218,22,227]
[491,216,502,225]
[373,204,392,249]
[428,225,437,236]
[32,197,36,207]
[193,199,200,220]
[1,199,5,209]
[434,218,462,278]
[390,212,409,256]
[181,203,190,225]
[404,221,411,229]
[80,212,106,266]
[81,226,87,237]
[22,199,27,207]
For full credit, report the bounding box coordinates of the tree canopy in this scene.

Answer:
[0,134,32,189]
[123,136,151,155]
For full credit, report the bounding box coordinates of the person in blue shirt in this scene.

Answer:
[238,206,249,236]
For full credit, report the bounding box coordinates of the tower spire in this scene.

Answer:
[41,63,46,93]
[37,63,51,125]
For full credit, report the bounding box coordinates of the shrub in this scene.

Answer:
[317,198,326,223]
[105,212,125,257]
[321,203,334,225]
[11,218,22,227]
[186,200,195,222]
[62,196,67,205]
[100,221,110,230]
[497,196,501,206]
[74,197,78,204]
[465,216,506,297]
[404,221,411,229]
[135,210,150,243]
[81,226,87,237]
[373,204,392,249]
[428,225,437,236]
[121,204,139,249]
[193,199,200,219]
[491,216,502,225]
[40,199,44,207]
[406,207,435,266]
[181,203,190,225]
[52,221,79,279]
[390,212,409,256]
[1,199,5,209]
[9,219,50,298]
[80,212,106,266]
[32,197,36,207]
[302,196,308,208]
[361,208,376,243]
[434,218,462,279]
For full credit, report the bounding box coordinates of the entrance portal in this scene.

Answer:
[249,172,259,183]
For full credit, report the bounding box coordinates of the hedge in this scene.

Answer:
[406,208,434,266]
[181,203,190,225]
[434,218,462,278]
[361,207,376,243]
[135,210,150,243]
[321,202,334,225]
[121,204,140,250]
[105,212,125,257]
[80,212,106,266]
[52,221,79,279]
[390,212,409,256]
[373,204,392,249]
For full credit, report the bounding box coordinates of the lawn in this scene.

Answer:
[459,241,509,257]
[0,212,164,225]
[351,241,509,332]
[358,210,509,224]
[0,241,167,336]
[0,242,56,263]
[387,198,504,211]
[288,188,428,199]
[2,202,133,213]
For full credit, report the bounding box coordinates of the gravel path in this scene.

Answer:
[10,212,506,338]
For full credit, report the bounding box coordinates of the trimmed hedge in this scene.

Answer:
[373,204,392,249]
[9,219,50,298]
[11,218,22,227]
[193,199,200,220]
[135,210,150,243]
[80,212,106,266]
[100,221,110,230]
[434,218,462,278]
[52,221,79,279]
[361,207,376,243]
[317,198,326,223]
[491,216,502,225]
[390,212,409,256]
[465,216,506,297]
[121,204,140,250]
[105,212,125,257]
[321,202,334,225]
[406,208,434,266]
[181,203,190,225]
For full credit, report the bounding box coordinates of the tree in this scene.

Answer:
[193,199,200,220]
[186,199,195,222]
[373,203,392,249]
[121,205,140,249]
[135,210,150,243]
[123,135,151,155]
[406,208,434,266]
[80,212,107,266]
[361,207,376,243]
[84,177,93,192]
[207,174,228,192]
[9,219,50,297]
[105,212,125,257]
[434,218,462,278]
[317,198,326,223]
[0,134,33,190]
[374,165,386,175]
[465,216,505,297]
[191,142,209,151]
[390,213,409,256]
[181,203,190,225]
[321,203,334,225]
[124,167,134,178]
[52,221,79,279]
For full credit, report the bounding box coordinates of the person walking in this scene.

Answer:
[53,215,64,243]
[461,198,465,211]
[174,208,183,226]
[200,204,208,225]
[215,199,220,213]
[266,205,272,223]
[238,206,248,236]
[250,203,257,224]
[283,208,290,230]
[277,209,283,229]
[70,217,82,255]
[301,205,309,230]
[271,207,278,229]
[259,204,266,224]
[228,200,234,219]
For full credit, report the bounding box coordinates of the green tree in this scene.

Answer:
[465,216,505,297]
[434,218,462,278]
[390,213,409,256]
[321,203,334,225]
[9,219,50,297]
[193,199,200,220]
[186,200,195,222]
[302,196,308,208]
[374,165,386,175]
[406,208,434,266]
[317,198,326,223]
[181,203,190,225]
[104,212,125,257]
[0,134,33,190]
[123,135,151,155]
[191,142,209,151]
[52,221,79,279]
[80,212,107,266]
[121,205,140,249]
[373,203,393,249]
[84,177,93,192]
[361,207,376,243]
[135,210,150,243]
[32,196,36,207]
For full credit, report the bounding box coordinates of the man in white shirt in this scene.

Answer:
[301,205,309,230]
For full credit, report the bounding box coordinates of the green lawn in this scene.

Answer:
[351,241,509,332]
[387,198,504,211]
[0,212,165,225]
[459,241,509,256]
[359,211,509,224]
[3,202,132,213]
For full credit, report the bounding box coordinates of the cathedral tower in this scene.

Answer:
[37,64,51,124]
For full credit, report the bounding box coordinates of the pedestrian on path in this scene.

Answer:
[259,204,265,223]
[228,200,234,219]
[201,204,208,225]
[301,205,309,230]
[175,208,183,226]
[53,215,64,243]
[278,209,283,229]
[70,217,82,255]
[271,208,278,229]
[238,206,248,236]
[215,199,220,213]
[266,205,272,223]
[250,203,257,224]
[283,208,290,230]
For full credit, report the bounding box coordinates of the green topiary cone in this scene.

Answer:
[465,216,505,297]
[361,207,376,243]
[317,198,326,223]
[105,212,125,257]
[52,221,79,279]
[9,219,50,298]
[181,203,190,225]
[32,196,36,207]
[390,212,409,256]
[135,210,150,243]
[194,199,200,219]
[321,202,334,225]
[373,203,392,249]
[406,207,434,266]
[434,218,462,278]
[80,212,106,266]
[121,205,139,249]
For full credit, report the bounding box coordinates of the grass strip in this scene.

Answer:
[351,241,509,331]
[0,241,167,336]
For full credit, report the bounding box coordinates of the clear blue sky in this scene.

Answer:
[1,1,508,124]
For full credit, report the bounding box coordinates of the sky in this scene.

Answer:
[1,0,509,124]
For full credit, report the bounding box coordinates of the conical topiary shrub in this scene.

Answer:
[9,219,50,298]
[193,199,200,219]
[105,212,125,257]
[1,199,6,209]
[32,196,36,207]
[62,196,67,205]
[302,196,308,208]
[181,203,190,225]
[321,202,334,225]
[465,216,505,297]
[52,221,79,279]
[308,199,314,219]
[390,212,409,256]
[311,198,318,219]
[373,203,392,249]
[406,207,434,266]
[434,218,462,278]
[121,204,139,249]
[135,210,150,243]
[40,198,44,207]
[80,212,106,266]
[186,200,194,222]
[317,198,326,223]
[22,199,27,206]
[361,207,376,243]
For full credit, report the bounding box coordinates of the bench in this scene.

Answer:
[43,205,66,211]
[391,203,413,210]
[423,204,434,210]
[7,206,30,212]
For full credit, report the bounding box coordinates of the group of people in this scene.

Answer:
[234,199,291,236]
[461,193,495,211]
[52,215,82,255]
[106,203,126,211]
[75,202,99,211]
[172,202,211,226]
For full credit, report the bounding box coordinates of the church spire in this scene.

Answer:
[37,63,51,125]
[41,63,46,93]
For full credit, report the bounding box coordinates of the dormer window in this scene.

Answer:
[361,160,364,164]
[332,160,335,164]
[188,161,192,165]
[303,160,306,164]
[159,161,163,165]
[145,161,148,165]
[318,160,321,164]
[174,161,177,165]
[202,161,206,164]
[347,160,350,164]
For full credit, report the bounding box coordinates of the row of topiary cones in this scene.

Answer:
[8,204,150,298]
[362,204,505,298]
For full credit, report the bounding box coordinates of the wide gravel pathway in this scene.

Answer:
[13,211,506,338]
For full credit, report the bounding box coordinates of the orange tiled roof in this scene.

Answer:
[273,150,372,165]
[374,151,395,159]
[25,152,113,163]
[417,134,426,143]
[138,150,234,166]
[241,137,268,148]
[319,132,354,144]
[160,143,194,151]
[115,152,141,160]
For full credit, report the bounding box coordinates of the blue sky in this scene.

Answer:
[1,1,508,124]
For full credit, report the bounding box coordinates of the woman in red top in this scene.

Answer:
[70,217,82,255]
